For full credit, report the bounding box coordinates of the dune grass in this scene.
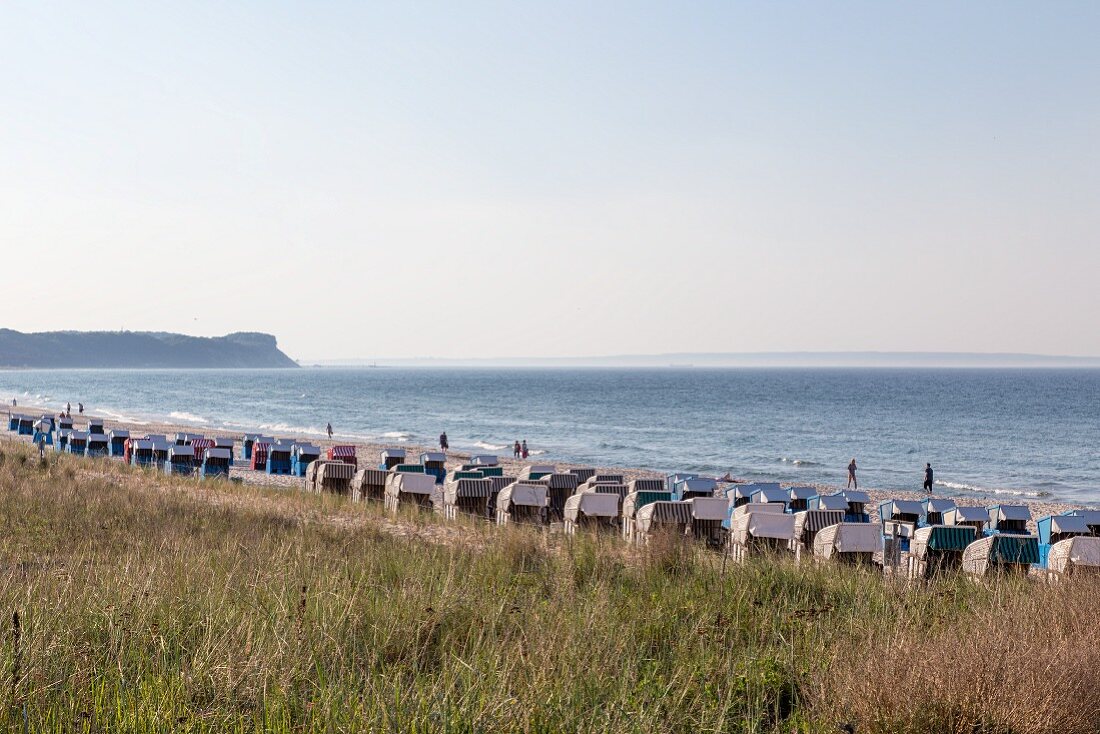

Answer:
[0,444,1098,733]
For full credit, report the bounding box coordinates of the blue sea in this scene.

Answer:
[2,367,1099,505]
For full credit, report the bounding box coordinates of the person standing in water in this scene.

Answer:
[521,440,529,459]
[439,432,449,452]
[326,423,333,439]
[78,403,84,415]
[847,458,858,489]
[513,441,521,459]
[923,463,934,494]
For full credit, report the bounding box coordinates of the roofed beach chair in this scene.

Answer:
[108,429,129,456]
[748,486,789,507]
[633,501,693,546]
[685,496,729,548]
[787,486,817,512]
[442,477,493,520]
[351,467,390,502]
[1036,514,1098,576]
[66,426,89,455]
[327,445,357,469]
[55,429,71,453]
[384,472,440,514]
[812,522,881,565]
[174,431,201,445]
[164,445,196,476]
[485,475,519,519]
[86,433,109,458]
[242,434,261,461]
[730,482,781,509]
[1066,509,1100,536]
[291,443,321,477]
[808,493,849,513]
[563,492,621,534]
[962,534,1039,578]
[32,419,54,447]
[791,510,846,562]
[840,490,871,522]
[200,447,232,479]
[87,418,105,436]
[986,505,1031,535]
[729,504,795,562]
[675,477,718,501]
[190,437,215,463]
[57,416,74,432]
[534,473,579,522]
[496,481,547,525]
[622,490,675,542]
[265,443,293,475]
[129,438,155,468]
[419,452,447,484]
[907,525,977,579]
[214,436,235,462]
[250,442,270,471]
[312,460,357,495]
[379,448,406,470]
[628,478,665,493]
[149,437,170,468]
[923,498,956,526]
[878,498,925,558]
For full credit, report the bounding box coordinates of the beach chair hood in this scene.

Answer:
[813,522,880,558]
[1047,536,1100,574]
[563,492,620,521]
[731,511,796,545]
[498,482,547,510]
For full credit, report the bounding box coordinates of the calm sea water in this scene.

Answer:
[2,367,1098,505]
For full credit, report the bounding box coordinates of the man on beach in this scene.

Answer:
[847,458,858,489]
[924,463,934,494]
[326,423,333,439]
[439,432,449,452]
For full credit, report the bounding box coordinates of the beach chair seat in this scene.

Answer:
[384,472,440,514]
[907,525,977,579]
[962,534,1039,578]
[813,522,880,564]
[730,510,796,562]
[351,468,390,502]
[443,478,493,520]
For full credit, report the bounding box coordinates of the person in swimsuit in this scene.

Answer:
[847,458,858,489]
[923,463,934,494]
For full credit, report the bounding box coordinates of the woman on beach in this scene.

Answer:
[513,441,521,459]
[847,458,858,489]
[521,440,529,459]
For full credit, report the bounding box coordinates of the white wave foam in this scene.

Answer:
[381,431,411,439]
[936,480,1046,499]
[529,449,547,456]
[96,407,148,425]
[472,441,508,451]
[169,411,208,424]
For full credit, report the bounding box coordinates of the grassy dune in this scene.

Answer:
[0,445,1098,733]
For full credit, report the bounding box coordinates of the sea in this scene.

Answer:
[1,367,1099,505]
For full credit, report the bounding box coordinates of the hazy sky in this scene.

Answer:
[3,2,1098,361]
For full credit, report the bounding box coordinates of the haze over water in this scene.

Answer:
[2,367,1098,506]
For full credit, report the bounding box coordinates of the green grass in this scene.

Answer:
[0,445,1095,733]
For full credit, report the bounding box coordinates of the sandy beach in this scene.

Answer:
[4,402,1080,527]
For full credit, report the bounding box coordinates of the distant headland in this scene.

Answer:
[0,330,297,369]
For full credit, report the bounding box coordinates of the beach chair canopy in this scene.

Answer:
[149,437,170,451]
[1047,536,1100,574]
[204,448,232,462]
[444,478,493,502]
[945,506,987,525]
[419,452,446,464]
[69,430,89,441]
[329,445,356,459]
[498,483,547,510]
[292,443,320,458]
[788,486,817,501]
[214,437,234,448]
[469,455,498,467]
[564,492,621,520]
[731,511,796,545]
[792,510,846,540]
[989,505,1032,523]
[168,445,195,458]
[545,473,579,490]
[628,478,665,493]
[381,448,406,460]
[732,502,786,518]
[319,462,356,480]
[813,494,849,512]
[109,429,130,440]
[910,525,977,560]
[88,419,104,427]
[1068,509,1100,525]
[592,474,625,485]
[733,482,780,500]
[881,499,924,521]
[749,487,789,504]
[924,497,956,515]
[635,501,692,534]
[88,434,108,444]
[1038,514,1091,544]
[524,464,555,475]
[813,522,881,558]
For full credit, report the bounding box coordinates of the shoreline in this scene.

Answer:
[4,401,1084,525]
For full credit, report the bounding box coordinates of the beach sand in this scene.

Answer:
[3,404,1079,526]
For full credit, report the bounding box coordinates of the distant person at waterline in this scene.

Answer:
[326,422,333,439]
[924,463,934,494]
[66,402,71,416]
[521,440,529,459]
[847,458,858,489]
[78,403,83,415]
[439,432,449,452]
[513,441,521,459]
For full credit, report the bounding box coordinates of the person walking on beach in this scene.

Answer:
[513,441,521,459]
[847,458,858,489]
[521,440,529,460]
[326,422,333,439]
[65,402,71,416]
[923,463,934,494]
[439,432,449,452]
[78,403,83,415]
